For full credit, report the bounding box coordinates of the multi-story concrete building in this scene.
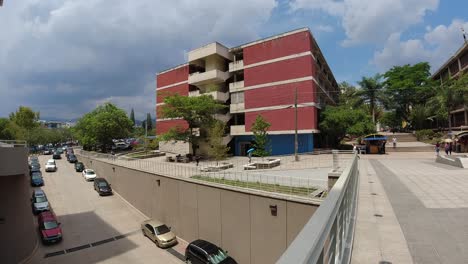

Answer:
[431,41,468,129]
[156,28,339,155]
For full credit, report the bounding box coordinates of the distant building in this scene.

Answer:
[431,42,468,129]
[156,28,339,155]
[39,120,75,129]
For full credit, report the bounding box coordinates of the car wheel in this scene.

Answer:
[155,240,160,248]
[142,229,146,237]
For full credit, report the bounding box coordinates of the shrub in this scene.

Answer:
[415,129,434,141]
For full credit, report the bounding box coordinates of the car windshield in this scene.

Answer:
[76,163,83,167]
[43,221,58,230]
[36,196,47,203]
[98,182,108,187]
[208,250,229,263]
[155,225,170,235]
[47,161,55,165]
[32,174,42,180]
[87,171,95,175]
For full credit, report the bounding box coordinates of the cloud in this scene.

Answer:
[290,0,439,46]
[314,24,334,33]
[0,0,277,119]
[372,19,468,72]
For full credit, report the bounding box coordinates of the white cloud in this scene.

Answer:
[372,19,468,72]
[0,0,277,119]
[290,0,439,46]
[314,24,334,33]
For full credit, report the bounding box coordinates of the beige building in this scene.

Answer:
[0,141,37,264]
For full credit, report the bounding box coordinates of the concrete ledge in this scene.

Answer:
[435,155,467,168]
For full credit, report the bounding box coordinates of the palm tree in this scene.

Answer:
[357,74,384,123]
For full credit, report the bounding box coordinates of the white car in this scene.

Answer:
[82,169,97,181]
[45,159,57,172]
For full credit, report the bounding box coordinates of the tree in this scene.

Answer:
[356,74,384,123]
[130,108,135,126]
[146,113,153,130]
[74,103,133,151]
[383,62,434,122]
[339,82,362,109]
[319,105,375,147]
[9,106,40,130]
[251,115,271,158]
[380,111,400,130]
[409,104,429,130]
[160,94,226,155]
[208,120,230,164]
[0,118,14,140]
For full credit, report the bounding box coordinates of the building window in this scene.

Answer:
[231,92,244,104]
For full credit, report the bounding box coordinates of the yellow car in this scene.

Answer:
[141,219,178,248]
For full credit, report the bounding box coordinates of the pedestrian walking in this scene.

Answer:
[195,155,200,166]
[444,143,449,155]
[449,142,453,155]
[352,143,358,154]
[435,142,440,156]
[392,137,397,149]
[247,147,255,163]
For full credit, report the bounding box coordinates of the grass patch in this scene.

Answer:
[191,175,316,196]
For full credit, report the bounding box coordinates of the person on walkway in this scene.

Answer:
[353,143,358,154]
[195,155,200,166]
[449,142,453,155]
[444,143,449,155]
[392,137,397,149]
[435,142,440,156]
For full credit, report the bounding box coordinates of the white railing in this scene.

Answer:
[0,140,27,148]
[277,152,359,264]
[188,90,200,97]
[229,80,244,92]
[76,149,350,199]
[229,60,244,72]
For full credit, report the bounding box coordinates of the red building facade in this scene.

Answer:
[156,28,338,155]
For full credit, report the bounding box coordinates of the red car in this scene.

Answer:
[38,211,62,244]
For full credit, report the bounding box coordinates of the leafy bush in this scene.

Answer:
[415,129,434,141]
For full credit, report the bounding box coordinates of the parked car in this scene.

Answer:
[185,240,237,264]
[31,189,50,215]
[94,178,113,196]
[141,219,177,248]
[68,154,77,163]
[53,152,61,159]
[82,169,97,181]
[30,172,44,187]
[55,148,63,154]
[45,159,57,172]
[112,142,131,151]
[38,211,62,244]
[30,164,41,175]
[43,149,52,155]
[74,162,85,172]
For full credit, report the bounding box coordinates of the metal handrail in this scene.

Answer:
[277,153,359,264]
[0,140,27,147]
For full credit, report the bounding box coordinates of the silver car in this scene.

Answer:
[31,189,50,215]
[141,219,178,248]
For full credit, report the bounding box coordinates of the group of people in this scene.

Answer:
[435,142,453,156]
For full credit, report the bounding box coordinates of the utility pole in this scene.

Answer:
[294,87,299,161]
[145,114,148,155]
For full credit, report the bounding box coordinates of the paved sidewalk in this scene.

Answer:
[353,152,468,264]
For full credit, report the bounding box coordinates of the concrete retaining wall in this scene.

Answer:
[435,155,467,168]
[78,155,318,264]
[159,140,190,155]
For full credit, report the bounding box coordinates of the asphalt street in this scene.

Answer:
[26,154,184,264]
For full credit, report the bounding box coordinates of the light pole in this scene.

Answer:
[145,113,148,155]
[294,87,299,161]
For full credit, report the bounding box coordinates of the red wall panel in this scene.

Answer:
[244,31,312,65]
[245,107,317,132]
[156,119,188,135]
[244,80,316,109]
[156,84,189,104]
[244,56,315,87]
[157,65,188,88]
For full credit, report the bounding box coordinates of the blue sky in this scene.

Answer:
[0,0,467,120]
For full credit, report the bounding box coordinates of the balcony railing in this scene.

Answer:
[229,60,244,72]
[229,80,244,92]
[188,70,231,85]
[0,140,27,148]
[277,151,359,264]
[230,103,245,113]
[230,125,246,135]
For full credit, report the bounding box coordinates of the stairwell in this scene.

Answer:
[384,133,435,152]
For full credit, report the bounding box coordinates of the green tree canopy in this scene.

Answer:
[319,105,375,146]
[356,74,384,123]
[0,118,15,140]
[208,120,230,164]
[251,115,271,158]
[339,82,362,109]
[146,113,153,130]
[383,62,434,122]
[130,108,135,126]
[74,103,133,151]
[9,106,40,130]
[160,94,226,155]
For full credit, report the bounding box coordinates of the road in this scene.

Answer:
[27,154,185,264]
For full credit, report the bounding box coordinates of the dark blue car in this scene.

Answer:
[31,172,44,187]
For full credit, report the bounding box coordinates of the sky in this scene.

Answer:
[0,0,467,121]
